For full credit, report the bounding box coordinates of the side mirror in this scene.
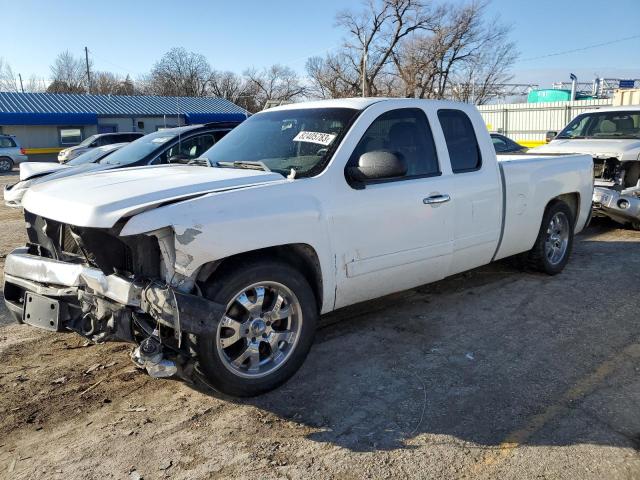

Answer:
[90,141,98,147]
[349,151,407,183]
[545,131,558,143]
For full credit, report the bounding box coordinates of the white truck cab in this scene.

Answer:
[3,98,593,396]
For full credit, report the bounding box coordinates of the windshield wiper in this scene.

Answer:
[216,161,271,172]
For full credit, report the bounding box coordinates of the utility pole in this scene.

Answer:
[361,49,368,98]
[18,73,24,93]
[85,46,92,94]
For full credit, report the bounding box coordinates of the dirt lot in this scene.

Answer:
[0,170,639,480]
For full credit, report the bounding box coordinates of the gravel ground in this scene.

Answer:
[0,170,639,480]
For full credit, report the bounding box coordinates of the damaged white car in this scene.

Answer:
[3,98,593,396]
[531,106,640,228]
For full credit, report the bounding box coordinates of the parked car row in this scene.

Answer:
[57,132,145,163]
[3,123,240,208]
[2,98,593,397]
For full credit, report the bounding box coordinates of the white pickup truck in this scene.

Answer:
[531,106,640,228]
[3,98,593,396]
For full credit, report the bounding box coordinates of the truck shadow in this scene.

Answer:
[216,230,640,453]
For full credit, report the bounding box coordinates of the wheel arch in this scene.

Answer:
[196,243,324,313]
[547,192,580,228]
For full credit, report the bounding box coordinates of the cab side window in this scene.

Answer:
[348,108,439,180]
[438,109,482,173]
[491,136,508,152]
[157,134,216,164]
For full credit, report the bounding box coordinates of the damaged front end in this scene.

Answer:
[591,155,640,228]
[593,186,640,230]
[3,211,224,379]
[592,155,640,190]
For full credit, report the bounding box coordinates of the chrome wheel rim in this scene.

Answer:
[545,212,569,265]
[0,159,10,171]
[216,281,303,379]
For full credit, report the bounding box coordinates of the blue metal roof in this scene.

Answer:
[0,92,248,125]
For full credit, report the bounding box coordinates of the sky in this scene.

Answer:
[2,0,639,88]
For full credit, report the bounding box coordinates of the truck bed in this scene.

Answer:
[494,153,593,260]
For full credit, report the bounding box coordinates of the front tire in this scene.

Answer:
[193,259,318,397]
[527,201,575,275]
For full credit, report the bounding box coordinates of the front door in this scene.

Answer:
[331,107,455,308]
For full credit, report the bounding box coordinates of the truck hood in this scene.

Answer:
[29,162,112,185]
[22,165,286,228]
[531,138,640,160]
[19,162,69,181]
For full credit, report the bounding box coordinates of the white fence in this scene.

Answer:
[477,99,612,146]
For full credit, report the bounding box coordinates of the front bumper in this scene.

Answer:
[592,187,640,226]
[3,247,224,339]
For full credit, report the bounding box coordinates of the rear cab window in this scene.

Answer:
[437,109,482,173]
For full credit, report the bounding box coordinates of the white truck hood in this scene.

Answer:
[531,138,640,161]
[22,165,285,228]
[19,162,69,181]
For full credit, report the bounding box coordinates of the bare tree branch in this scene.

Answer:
[141,47,212,97]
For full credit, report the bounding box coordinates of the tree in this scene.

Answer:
[207,70,253,110]
[92,71,135,95]
[24,75,47,93]
[306,0,517,103]
[393,1,516,103]
[446,17,517,104]
[305,54,361,99]
[142,47,212,97]
[243,64,306,110]
[0,58,19,92]
[307,0,439,97]
[48,50,88,93]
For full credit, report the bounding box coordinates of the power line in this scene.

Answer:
[87,49,138,75]
[517,34,640,63]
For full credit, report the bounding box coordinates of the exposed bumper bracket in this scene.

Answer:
[3,248,224,337]
[593,187,640,226]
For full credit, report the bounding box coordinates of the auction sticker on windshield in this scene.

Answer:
[152,137,172,144]
[293,131,336,146]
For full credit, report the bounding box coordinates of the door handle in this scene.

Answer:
[423,194,451,205]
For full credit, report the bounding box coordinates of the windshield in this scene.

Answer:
[557,111,640,139]
[201,108,359,177]
[99,130,177,165]
[66,146,120,166]
[77,135,98,147]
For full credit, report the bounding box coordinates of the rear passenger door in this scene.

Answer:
[436,109,502,275]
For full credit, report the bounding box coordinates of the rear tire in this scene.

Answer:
[0,157,13,172]
[527,201,575,275]
[193,259,318,397]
